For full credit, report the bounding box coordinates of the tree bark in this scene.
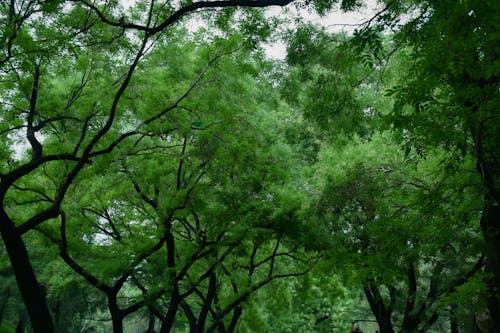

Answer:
[401,263,418,332]
[15,313,25,333]
[147,311,156,333]
[159,288,181,333]
[480,196,500,333]
[195,272,217,333]
[468,62,500,333]
[108,295,124,333]
[180,300,197,332]
[227,306,242,333]
[0,209,54,332]
[159,222,180,333]
[451,316,459,333]
[363,282,395,333]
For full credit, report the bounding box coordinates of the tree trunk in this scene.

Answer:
[448,305,459,333]
[15,313,24,333]
[159,223,180,333]
[469,66,500,333]
[180,300,197,332]
[451,318,459,333]
[363,282,395,333]
[147,311,156,333]
[0,209,54,333]
[480,199,500,333]
[195,272,217,333]
[227,306,243,333]
[159,288,181,333]
[378,317,395,333]
[108,295,124,333]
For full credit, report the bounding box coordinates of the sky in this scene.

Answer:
[121,0,381,59]
[262,0,380,59]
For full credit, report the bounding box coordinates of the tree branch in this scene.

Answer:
[402,262,417,329]
[58,212,112,294]
[75,0,293,35]
[27,64,43,160]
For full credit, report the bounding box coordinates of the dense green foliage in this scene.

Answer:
[1,0,498,332]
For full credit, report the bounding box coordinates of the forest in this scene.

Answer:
[0,0,499,332]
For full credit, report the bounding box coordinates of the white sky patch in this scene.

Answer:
[121,0,381,60]
[305,0,380,33]
[9,130,45,161]
[263,0,381,59]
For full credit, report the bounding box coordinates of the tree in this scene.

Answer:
[1,0,368,330]
[314,134,486,333]
[379,0,500,330]
[4,0,497,331]
[241,268,372,333]
[284,3,499,330]
[51,42,319,333]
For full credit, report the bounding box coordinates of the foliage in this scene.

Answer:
[313,133,485,331]
[1,0,499,332]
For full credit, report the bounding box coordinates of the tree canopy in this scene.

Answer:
[1,0,499,332]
